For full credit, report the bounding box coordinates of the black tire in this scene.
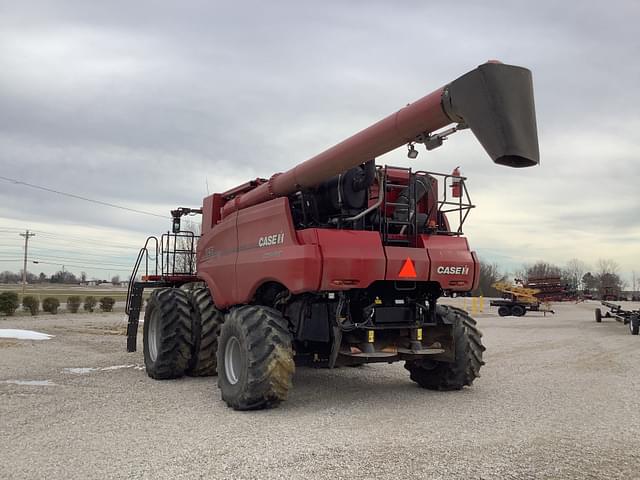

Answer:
[217,305,294,410]
[629,316,639,335]
[512,305,526,317]
[143,288,194,379]
[595,308,602,323]
[405,305,485,390]
[187,287,224,377]
[497,306,511,317]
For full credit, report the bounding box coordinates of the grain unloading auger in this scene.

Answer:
[125,61,539,410]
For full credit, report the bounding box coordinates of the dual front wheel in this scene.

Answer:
[143,289,485,409]
[143,288,294,410]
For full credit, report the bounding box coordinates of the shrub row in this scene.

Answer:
[0,293,117,316]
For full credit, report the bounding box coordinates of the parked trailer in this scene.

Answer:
[490,299,554,317]
[595,301,640,335]
[490,281,554,317]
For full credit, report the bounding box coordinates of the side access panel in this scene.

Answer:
[197,210,238,307]
[384,246,430,281]
[419,235,477,292]
[234,198,322,304]
[299,229,386,290]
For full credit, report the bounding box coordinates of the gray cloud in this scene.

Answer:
[1,0,639,280]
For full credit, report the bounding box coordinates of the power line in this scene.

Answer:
[1,227,148,248]
[29,253,133,268]
[31,260,130,273]
[0,174,169,219]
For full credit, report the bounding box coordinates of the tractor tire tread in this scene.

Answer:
[405,305,485,391]
[187,287,224,377]
[143,288,194,380]
[218,305,294,410]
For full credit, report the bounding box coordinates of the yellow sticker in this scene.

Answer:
[367,330,375,343]
[374,296,382,305]
[417,328,423,341]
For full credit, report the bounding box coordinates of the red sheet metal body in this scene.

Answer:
[198,198,478,308]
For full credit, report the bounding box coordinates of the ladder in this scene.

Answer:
[381,166,418,246]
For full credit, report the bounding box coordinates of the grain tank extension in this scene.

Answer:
[125,61,539,410]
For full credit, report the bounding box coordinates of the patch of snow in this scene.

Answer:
[63,364,144,375]
[100,364,136,371]
[0,379,56,386]
[0,329,54,340]
[64,368,97,374]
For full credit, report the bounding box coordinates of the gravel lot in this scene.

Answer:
[1,300,638,479]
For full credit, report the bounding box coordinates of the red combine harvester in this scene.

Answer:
[126,61,539,410]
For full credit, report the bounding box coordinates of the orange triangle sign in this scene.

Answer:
[398,257,417,278]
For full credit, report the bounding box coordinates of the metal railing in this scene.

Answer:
[125,231,199,314]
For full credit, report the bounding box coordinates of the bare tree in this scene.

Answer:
[582,272,597,294]
[563,258,589,291]
[473,261,507,297]
[595,259,624,299]
[523,261,562,282]
[172,219,201,274]
[596,258,619,275]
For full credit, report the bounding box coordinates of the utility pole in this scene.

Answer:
[20,230,36,296]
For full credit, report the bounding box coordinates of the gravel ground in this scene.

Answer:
[1,300,638,479]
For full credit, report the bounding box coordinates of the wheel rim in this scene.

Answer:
[224,336,242,385]
[148,309,160,362]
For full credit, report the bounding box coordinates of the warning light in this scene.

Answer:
[398,258,417,278]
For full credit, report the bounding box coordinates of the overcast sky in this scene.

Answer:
[1,0,638,284]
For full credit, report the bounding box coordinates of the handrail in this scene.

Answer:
[125,236,159,314]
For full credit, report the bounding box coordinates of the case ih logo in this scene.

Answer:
[437,265,470,275]
[258,233,285,247]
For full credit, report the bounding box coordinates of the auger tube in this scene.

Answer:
[221,61,539,216]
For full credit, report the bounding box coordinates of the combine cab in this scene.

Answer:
[126,61,540,410]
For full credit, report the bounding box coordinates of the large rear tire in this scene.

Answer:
[217,305,295,410]
[511,304,526,317]
[595,308,602,323]
[187,287,225,377]
[143,288,194,379]
[405,305,485,390]
[497,306,511,317]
